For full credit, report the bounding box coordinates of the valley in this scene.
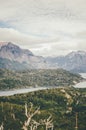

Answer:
[0,42,86,130]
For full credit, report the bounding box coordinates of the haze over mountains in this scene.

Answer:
[0,42,86,72]
[46,51,86,73]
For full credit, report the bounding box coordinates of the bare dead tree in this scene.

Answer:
[23,103,40,130]
[40,115,54,130]
[10,105,16,120]
[75,112,78,130]
[30,119,40,130]
[1,102,3,113]
[0,123,4,130]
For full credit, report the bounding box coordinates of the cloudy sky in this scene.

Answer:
[0,0,86,56]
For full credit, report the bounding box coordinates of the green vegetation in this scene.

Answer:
[0,87,86,130]
[0,69,83,90]
[0,68,85,129]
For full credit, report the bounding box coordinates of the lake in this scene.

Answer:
[0,86,60,97]
[74,73,86,88]
[0,73,86,96]
[0,87,47,97]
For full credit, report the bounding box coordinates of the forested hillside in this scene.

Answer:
[0,87,86,130]
[0,69,83,90]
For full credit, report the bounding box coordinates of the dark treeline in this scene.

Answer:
[0,87,86,130]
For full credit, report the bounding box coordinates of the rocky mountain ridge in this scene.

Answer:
[0,42,86,72]
[0,42,46,70]
[46,51,86,73]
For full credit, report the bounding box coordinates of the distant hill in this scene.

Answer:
[0,69,83,90]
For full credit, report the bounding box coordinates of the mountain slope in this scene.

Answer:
[62,51,86,72]
[46,51,86,73]
[0,42,34,61]
[0,42,46,70]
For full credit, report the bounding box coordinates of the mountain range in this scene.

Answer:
[46,51,86,73]
[0,42,86,73]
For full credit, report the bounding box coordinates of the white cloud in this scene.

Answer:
[0,0,86,56]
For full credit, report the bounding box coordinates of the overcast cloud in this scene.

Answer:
[0,0,86,56]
